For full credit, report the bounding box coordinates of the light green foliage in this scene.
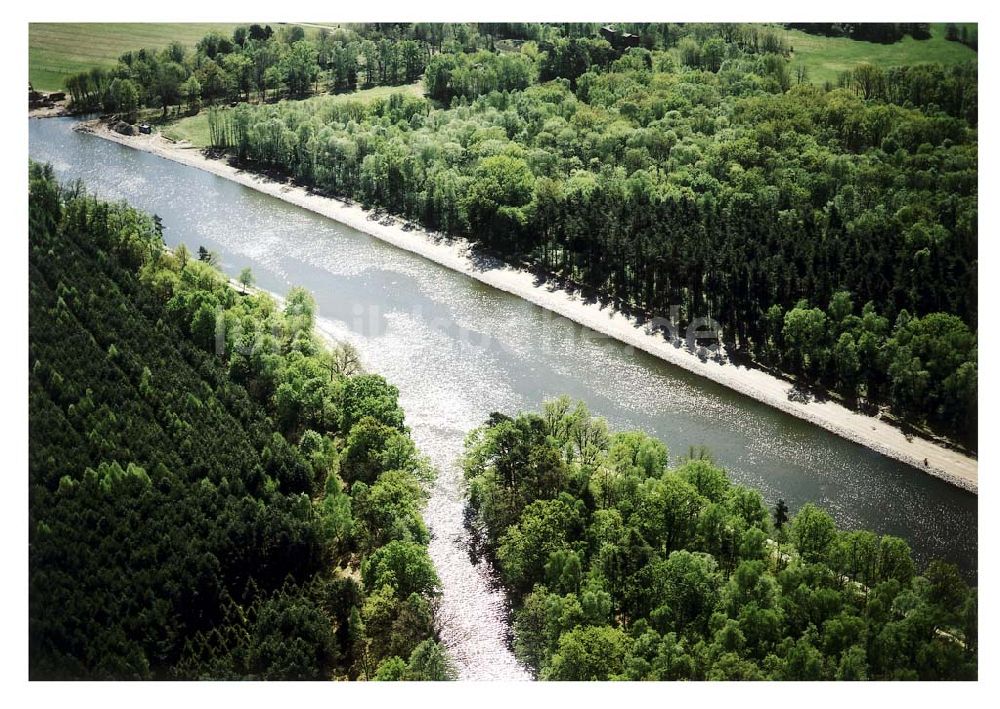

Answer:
[676,458,731,503]
[190,301,219,352]
[783,304,829,377]
[542,625,631,680]
[340,374,406,431]
[84,461,151,493]
[463,397,976,680]
[373,655,407,680]
[362,540,440,599]
[462,155,536,249]
[876,535,916,585]
[283,286,315,338]
[498,496,584,593]
[790,503,837,563]
[181,75,202,112]
[594,430,668,509]
[885,313,976,429]
[630,474,702,553]
[238,266,255,293]
[352,469,429,551]
[340,416,417,485]
[406,640,457,681]
[105,78,141,120]
[425,50,537,103]
[316,474,353,548]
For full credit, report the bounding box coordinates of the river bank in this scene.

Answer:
[28,100,69,119]
[77,119,978,493]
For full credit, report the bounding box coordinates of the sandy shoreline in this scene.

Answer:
[76,120,978,493]
[29,101,69,119]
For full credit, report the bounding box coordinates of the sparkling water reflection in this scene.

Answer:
[30,117,978,678]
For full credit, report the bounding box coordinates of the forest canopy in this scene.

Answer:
[28,163,452,680]
[123,21,976,445]
[462,397,977,680]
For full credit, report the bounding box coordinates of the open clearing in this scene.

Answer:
[785,23,977,86]
[29,23,245,91]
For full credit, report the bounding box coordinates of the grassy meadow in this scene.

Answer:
[784,23,977,86]
[29,23,248,92]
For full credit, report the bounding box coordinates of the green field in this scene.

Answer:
[160,111,214,146]
[162,81,426,147]
[785,23,977,86]
[29,23,247,91]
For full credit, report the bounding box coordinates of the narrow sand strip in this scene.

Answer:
[79,122,978,493]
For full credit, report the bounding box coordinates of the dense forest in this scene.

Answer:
[31,20,982,682]
[28,163,454,680]
[67,21,976,445]
[462,398,977,680]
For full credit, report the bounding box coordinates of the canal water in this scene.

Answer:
[29,116,978,679]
